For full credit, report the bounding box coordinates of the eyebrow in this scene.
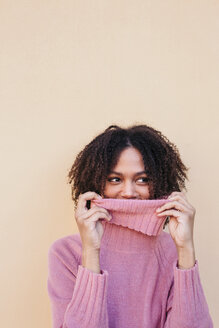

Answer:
[108,171,148,176]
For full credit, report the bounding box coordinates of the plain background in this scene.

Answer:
[1,1,218,327]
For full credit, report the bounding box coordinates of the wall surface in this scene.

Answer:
[0,1,218,327]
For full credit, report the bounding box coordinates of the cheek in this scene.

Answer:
[103,184,118,197]
[144,189,150,197]
[138,186,150,199]
[104,183,113,195]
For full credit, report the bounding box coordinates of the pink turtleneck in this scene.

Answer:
[47,198,213,328]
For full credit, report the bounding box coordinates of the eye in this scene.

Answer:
[137,177,150,184]
[107,177,121,183]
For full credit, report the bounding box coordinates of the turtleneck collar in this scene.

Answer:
[92,198,170,253]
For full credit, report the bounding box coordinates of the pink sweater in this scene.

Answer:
[47,198,213,328]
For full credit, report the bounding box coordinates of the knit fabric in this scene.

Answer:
[47,198,213,328]
[92,198,170,236]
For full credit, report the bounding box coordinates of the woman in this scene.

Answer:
[47,124,213,328]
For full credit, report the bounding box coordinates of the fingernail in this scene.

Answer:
[156,208,161,212]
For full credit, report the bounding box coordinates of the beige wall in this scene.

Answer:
[1,1,218,326]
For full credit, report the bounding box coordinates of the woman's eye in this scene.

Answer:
[108,177,120,183]
[137,177,149,183]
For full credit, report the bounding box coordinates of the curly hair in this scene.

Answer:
[67,124,188,212]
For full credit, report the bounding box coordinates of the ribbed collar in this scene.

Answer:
[92,198,170,253]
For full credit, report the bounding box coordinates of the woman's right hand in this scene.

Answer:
[75,191,112,251]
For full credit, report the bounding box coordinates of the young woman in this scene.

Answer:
[47,124,213,328]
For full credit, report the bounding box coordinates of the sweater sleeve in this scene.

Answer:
[47,243,109,328]
[164,259,214,328]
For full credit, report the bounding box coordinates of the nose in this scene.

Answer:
[120,181,137,199]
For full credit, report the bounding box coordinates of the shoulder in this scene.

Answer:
[49,233,82,255]
[48,233,82,274]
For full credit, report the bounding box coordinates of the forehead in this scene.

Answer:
[112,147,145,170]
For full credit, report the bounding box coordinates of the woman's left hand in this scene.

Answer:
[156,191,196,249]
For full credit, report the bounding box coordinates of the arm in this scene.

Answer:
[47,243,109,328]
[82,248,101,273]
[164,259,214,328]
[157,192,213,327]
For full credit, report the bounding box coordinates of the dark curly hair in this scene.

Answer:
[67,124,188,212]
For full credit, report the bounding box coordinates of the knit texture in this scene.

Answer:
[92,198,170,236]
[47,198,214,328]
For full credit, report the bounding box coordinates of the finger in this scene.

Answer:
[77,192,102,213]
[157,209,181,218]
[166,195,192,210]
[80,206,111,220]
[168,191,187,201]
[83,212,112,223]
[156,200,186,213]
